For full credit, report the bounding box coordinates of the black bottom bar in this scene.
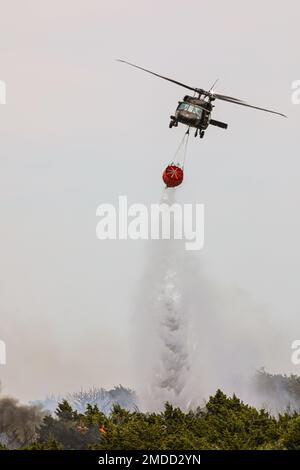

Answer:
[0,450,298,467]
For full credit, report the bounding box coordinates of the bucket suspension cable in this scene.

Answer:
[162,127,190,188]
[182,127,190,167]
[171,126,190,166]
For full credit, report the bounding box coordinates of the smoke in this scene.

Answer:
[133,189,289,412]
[32,386,137,415]
[251,370,300,415]
[0,387,44,448]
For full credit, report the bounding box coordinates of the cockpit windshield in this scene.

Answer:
[178,102,203,118]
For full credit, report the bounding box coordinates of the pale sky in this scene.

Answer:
[0,0,299,401]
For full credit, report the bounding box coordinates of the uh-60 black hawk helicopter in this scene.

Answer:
[118,60,287,139]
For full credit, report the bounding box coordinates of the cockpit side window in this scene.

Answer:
[178,102,190,111]
[191,105,202,117]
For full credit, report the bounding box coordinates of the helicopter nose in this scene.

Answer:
[179,110,197,124]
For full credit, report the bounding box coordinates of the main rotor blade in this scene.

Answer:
[214,93,246,103]
[117,59,198,93]
[214,93,287,117]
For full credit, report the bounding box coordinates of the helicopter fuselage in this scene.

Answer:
[177,96,211,128]
[169,95,228,138]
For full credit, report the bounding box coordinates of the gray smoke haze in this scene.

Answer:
[32,386,137,415]
[0,388,44,448]
[251,370,300,415]
[133,189,290,412]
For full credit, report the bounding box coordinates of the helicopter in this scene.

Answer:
[118,60,287,139]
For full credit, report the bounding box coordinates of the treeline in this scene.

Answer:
[2,389,300,450]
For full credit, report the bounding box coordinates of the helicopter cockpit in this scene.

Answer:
[177,102,203,118]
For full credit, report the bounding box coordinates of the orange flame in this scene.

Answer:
[99,425,106,434]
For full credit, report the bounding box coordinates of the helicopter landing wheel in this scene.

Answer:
[200,130,205,139]
[194,129,198,137]
[169,121,174,128]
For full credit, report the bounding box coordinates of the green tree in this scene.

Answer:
[281,416,300,449]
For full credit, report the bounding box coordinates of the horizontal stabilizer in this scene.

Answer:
[210,119,228,129]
